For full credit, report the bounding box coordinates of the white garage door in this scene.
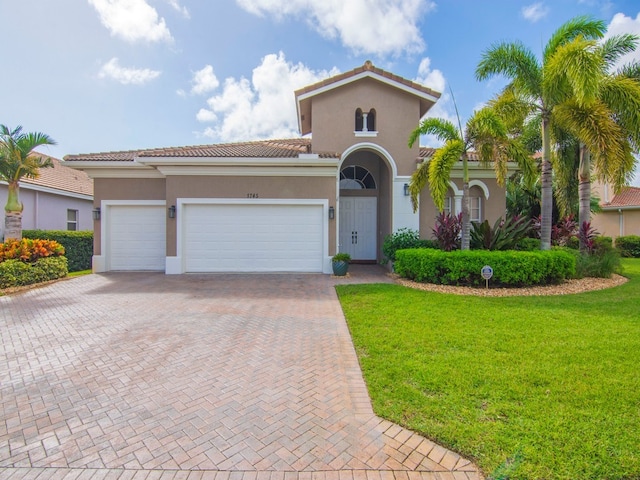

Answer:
[108,205,166,271]
[183,203,324,272]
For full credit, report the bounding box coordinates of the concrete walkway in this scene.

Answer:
[0,267,482,480]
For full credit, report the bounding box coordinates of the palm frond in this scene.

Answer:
[476,41,542,98]
[554,100,629,181]
[543,15,606,62]
[408,117,460,147]
[598,33,639,69]
[619,61,640,80]
[409,161,430,212]
[598,75,640,148]
[544,37,601,106]
[428,139,465,211]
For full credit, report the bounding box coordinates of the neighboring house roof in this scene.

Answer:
[11,153,93,198]
[64,138,340,162]
[602,186,640,209]
[295,60,441,136]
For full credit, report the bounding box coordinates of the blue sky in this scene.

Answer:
[1,0,639,183]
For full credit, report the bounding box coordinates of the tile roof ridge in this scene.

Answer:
[295,61,441,98]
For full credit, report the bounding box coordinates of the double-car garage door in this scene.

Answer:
[106,202,324,273]
[183,203,324,272]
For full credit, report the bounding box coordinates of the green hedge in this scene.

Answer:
[394,248,576,287]
[616,235,640,258]
[0,257,68,289]
[23,230,92,272]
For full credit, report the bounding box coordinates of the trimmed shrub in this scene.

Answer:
[616,235,640,258]
[394,248,576,287]
[0,257,68,289]
[515,237,541,251]
[382,228,436,264]
[23,230,93,272]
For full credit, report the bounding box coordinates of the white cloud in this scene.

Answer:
[521,3,549,23]
[88,0,173,43]
[415,57,445,93]
[196,52,339,142]
[191,65,220,95]
[412,60,461,147]
[98,57,161,85]
[196,108,217,123]
[167,0,190,18]
[604,12,640,69]
[235,0,435,57]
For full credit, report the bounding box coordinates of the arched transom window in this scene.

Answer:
[340,165,377,189]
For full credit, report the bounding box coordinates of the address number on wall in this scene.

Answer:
[246,193,259,198]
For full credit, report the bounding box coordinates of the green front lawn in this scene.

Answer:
[336,259,640,480]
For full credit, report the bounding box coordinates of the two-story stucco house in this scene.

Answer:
[64,62,510,274]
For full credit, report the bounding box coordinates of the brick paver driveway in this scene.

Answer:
[1,268,481,480]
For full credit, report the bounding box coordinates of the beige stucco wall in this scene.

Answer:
[418,177,507,240]
[310,78,421,176]
[93,178,166,255]
[165,175,336,256]
[591,209,640,238]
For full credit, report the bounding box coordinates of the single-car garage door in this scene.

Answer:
[183,203,324,272]
[107,205,166,271]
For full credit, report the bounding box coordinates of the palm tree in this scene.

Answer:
[476,15,612,250]
[407,107,532,250]
[0,125,56,240]
[567,36,640,249]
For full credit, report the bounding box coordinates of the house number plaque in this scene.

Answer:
[246,193,259,198]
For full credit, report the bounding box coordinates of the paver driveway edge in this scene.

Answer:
[0,271,483,480]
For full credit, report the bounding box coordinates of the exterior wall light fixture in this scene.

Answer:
[328,206,335,220]
[92,207,101,221]
[404,183,410,196]
[168,205,176,219]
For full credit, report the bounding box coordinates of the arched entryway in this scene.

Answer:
[338,146,395,262]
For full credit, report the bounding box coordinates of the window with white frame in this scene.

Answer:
[470,197,482,223]
[67,209,78,231]
[443,197,452,216]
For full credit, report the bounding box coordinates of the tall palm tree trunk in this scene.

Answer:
[4,181,24,241]
[540,116,553,250]
[578,144,591,251]
[461,153,471,250]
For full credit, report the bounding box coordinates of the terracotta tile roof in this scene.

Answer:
[604,186,640,208]
[295,60,441,99]
[64,138,340,162]
[418,147,482,161]
[21,153,93,196]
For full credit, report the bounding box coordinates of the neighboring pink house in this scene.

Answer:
[0,154,94,239]
[64,62,514,274]
[591,182,640,238]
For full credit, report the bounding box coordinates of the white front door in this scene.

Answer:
[339,197,377,260]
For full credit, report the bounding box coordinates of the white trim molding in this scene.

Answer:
[469,179,490,199]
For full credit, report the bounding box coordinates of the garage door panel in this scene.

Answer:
[108,205,166,271]
[184,203,323,273]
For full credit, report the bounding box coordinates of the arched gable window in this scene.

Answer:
[340,165,377,189]
[355,108,364,131]
[366,108,376,132]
